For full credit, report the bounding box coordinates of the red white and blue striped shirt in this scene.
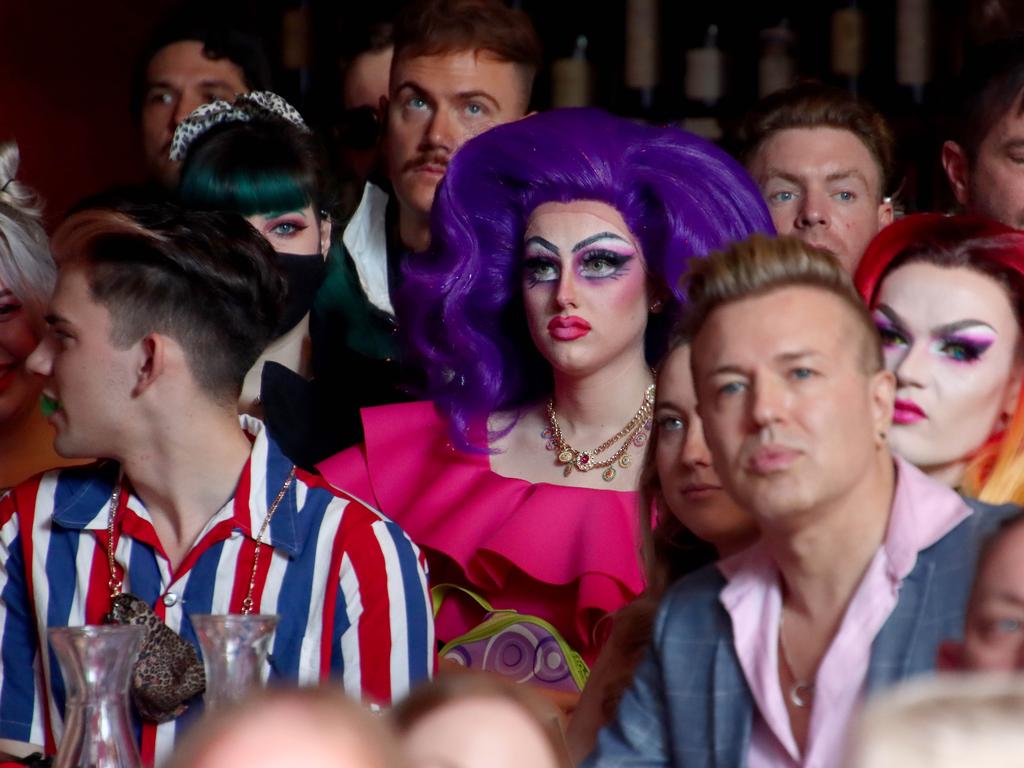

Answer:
[0,417,433,766]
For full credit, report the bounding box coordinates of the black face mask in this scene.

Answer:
[274,251,327,337]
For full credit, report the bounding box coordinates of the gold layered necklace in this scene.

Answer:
[105,467,296,613]
[542,383,655,483]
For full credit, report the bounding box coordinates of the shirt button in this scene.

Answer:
[162,592,179,607]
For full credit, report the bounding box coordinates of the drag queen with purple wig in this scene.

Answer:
[319,109,773,668]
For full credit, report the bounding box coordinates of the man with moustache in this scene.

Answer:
[583,235,1015,768]
[313,0,541,443]
[943,35,1024,228]
[738,83,895,272]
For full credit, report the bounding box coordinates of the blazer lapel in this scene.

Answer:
[865,558,935,690]
[711,635,752,767]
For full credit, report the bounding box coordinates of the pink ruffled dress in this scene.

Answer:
[316,400,646,664]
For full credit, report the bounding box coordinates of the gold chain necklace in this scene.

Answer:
[543,383,655,483]
[106,467,297,614]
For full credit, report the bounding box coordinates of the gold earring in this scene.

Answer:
[649,299,663,313]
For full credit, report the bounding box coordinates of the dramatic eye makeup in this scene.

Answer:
[935,330,997,364]
[264,214,309,238]
[522,232,636,287]
[872,309,909,349]
[874,305,998,365]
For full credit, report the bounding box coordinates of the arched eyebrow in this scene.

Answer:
[572,232,630,252]
[524,235,558,253]
[524,231,632,255]
[876,303,997,335]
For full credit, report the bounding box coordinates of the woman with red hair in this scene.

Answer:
[854,213,1024,502]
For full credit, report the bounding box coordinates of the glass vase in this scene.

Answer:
[190,614,278,712]
[48,625,145,768]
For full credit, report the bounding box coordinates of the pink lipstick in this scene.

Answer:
[893,399,926,425]
[548,316,591,341]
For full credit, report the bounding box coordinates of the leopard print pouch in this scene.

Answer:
[106,593,206,723]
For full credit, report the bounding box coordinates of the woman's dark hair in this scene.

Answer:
[178,118,335,221]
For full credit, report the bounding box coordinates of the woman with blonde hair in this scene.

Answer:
[845,674,1024,768]
[0,142,77,488]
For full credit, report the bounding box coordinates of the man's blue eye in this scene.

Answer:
[719,381,745,395]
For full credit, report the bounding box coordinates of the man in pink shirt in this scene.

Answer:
[584,235,1015,768]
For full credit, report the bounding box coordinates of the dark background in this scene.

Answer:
[0,0,1016,225]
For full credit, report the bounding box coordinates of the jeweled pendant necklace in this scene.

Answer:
[542,383,655,483]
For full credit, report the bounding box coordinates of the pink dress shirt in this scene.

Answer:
[718,457,972,768]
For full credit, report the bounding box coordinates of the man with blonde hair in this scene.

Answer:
[585,235,1015,767]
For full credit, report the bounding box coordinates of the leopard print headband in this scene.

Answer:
[169,90,309,163]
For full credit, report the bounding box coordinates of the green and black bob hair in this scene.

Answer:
[177,118,336,221]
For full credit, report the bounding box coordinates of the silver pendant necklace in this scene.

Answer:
[778,612,815,708]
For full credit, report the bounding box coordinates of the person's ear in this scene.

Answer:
[936,639,966,670]
[870,368,896,448]
[941,140,971,207]
[877,197,894,228]
[998,362,1024,432]
[319,217,333,258]
[133,333,166,397]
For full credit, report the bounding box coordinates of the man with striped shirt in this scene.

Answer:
[0,204,433,766]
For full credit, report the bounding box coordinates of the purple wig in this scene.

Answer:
[398,107,774,450]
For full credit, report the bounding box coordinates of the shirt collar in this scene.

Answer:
[52,416,302,556]
[342,181,395,316]
[882,455,972,581]
[718,455,973,592]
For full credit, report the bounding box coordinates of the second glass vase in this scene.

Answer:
[191,613,278,712]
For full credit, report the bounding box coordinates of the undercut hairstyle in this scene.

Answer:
[131,7,272,118]
[178,117,335,221]
[949,34,1024,161]
[0,142,56,326]
[737,81,897,200]
[682,233,883,374]
[399,107,774,451]
[50,204,285,404]
[391,0,543,110]
[392,672,570,768]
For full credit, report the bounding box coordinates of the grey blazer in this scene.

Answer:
[582,498,1017,768]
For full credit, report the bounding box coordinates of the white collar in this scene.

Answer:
[342,181,394,316]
